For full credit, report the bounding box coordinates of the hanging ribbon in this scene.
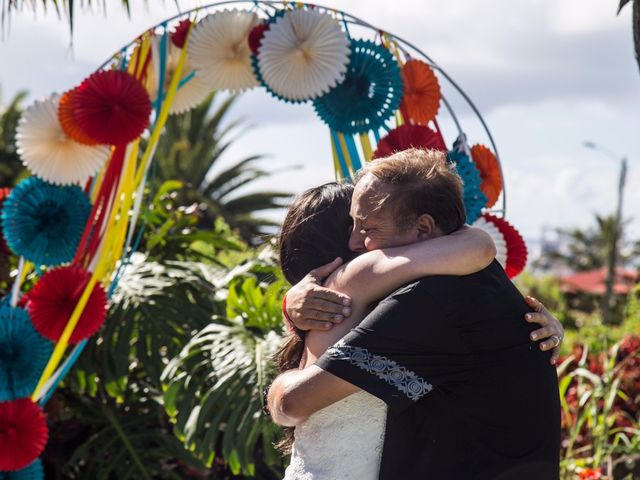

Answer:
[343,134,362,172]
[330,130,349,179]
[359,132,373,162]
[32,18,195,404]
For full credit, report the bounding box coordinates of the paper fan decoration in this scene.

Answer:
[482,213,528,278]
[0,188,10,255]
[58,89,100,146]
[15,94,110,185]
[72,70,152,146]
[146,35,212,115]
[0,305,53,402]
[189,9,260,92]
[399,59,441,125]
[171,19,192,48]
[248,23,269,55]
[1,177,91,266]
[256,9,350,102]
[0,459,45,480]
[447,149,487,223]
[0,399,48,472]
[28,265,108,344]
[313,39,402,134]
[470,144,502,208]
[373,124,446,159]
[472,215,507,268]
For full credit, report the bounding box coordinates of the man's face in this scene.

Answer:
[348,174,422,253]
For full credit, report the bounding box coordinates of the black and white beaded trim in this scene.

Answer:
[325,340,433,401]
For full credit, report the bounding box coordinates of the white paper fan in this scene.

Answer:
[257,9,350,101]
[188,9,259,92]
[16,94,111,186]
[472,216,508,268]
[147,35,213,115]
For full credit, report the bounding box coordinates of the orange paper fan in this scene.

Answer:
[400,59,441,125]
[58,89,101,146]
[470,144,502,208]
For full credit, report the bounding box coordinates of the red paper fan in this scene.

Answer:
[483,214,528,278]
[400,59,441,125]
[171,19,192,48]
[58,88,101,146]
[248,23,269,55]
[471,144,502,208]
[0,188,11,255]
[0,398,48,471]
[373,124,447,159]
[28,265,108,344]
[72,70,151,146]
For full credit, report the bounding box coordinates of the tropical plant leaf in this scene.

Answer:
[161,272,287,476]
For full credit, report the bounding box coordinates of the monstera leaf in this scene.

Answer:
[57,388,203,480]
[161,274,287,476]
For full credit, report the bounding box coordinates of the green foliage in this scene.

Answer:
[150,93,293,244]
[139,180,246,264]
[558,337,640,479]
[0,88,29,187]
[53,388,204,480]
[161,267,287,477]
[49,226,287,478]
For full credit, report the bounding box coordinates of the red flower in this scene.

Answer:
[578,467,602,479]
[619,335,640,357]
[0,398,48,471]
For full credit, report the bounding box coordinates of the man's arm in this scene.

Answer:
[267,365,359,427]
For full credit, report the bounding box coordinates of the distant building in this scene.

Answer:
[560,268,639,296]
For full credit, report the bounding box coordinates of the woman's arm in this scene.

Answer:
[300,226,495,367]
[324,225,496,309]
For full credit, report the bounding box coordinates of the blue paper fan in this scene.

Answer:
[0,305,53,402]
[447,149,487,224]
[0,459,44,480]
[0,176,91,266]
[313,39,402,134]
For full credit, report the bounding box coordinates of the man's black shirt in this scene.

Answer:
[316,260,561,479]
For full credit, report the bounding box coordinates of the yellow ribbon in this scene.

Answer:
[31,22,195,399]
[330,132,343,181]
[359,133,373,162]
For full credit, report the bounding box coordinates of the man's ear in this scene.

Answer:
[416,214,437,238]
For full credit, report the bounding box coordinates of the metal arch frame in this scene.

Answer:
[96,0,506,216]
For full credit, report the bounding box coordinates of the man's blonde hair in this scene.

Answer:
[362,148,466,234]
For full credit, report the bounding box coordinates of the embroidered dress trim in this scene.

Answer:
[325,340,433,401]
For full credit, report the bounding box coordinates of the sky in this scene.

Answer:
[1,0,639,254]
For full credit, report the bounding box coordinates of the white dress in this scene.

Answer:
[283,390,387,480]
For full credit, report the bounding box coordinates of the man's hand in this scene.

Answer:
[285,258,352,331]
[524,296,564,365]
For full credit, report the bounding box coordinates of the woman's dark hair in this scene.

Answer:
[279,182,355,286]
[274,181,354,453]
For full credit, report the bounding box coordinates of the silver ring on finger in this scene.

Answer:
[550,335,561,348]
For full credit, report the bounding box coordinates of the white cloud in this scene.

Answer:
[1,0,638,246]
